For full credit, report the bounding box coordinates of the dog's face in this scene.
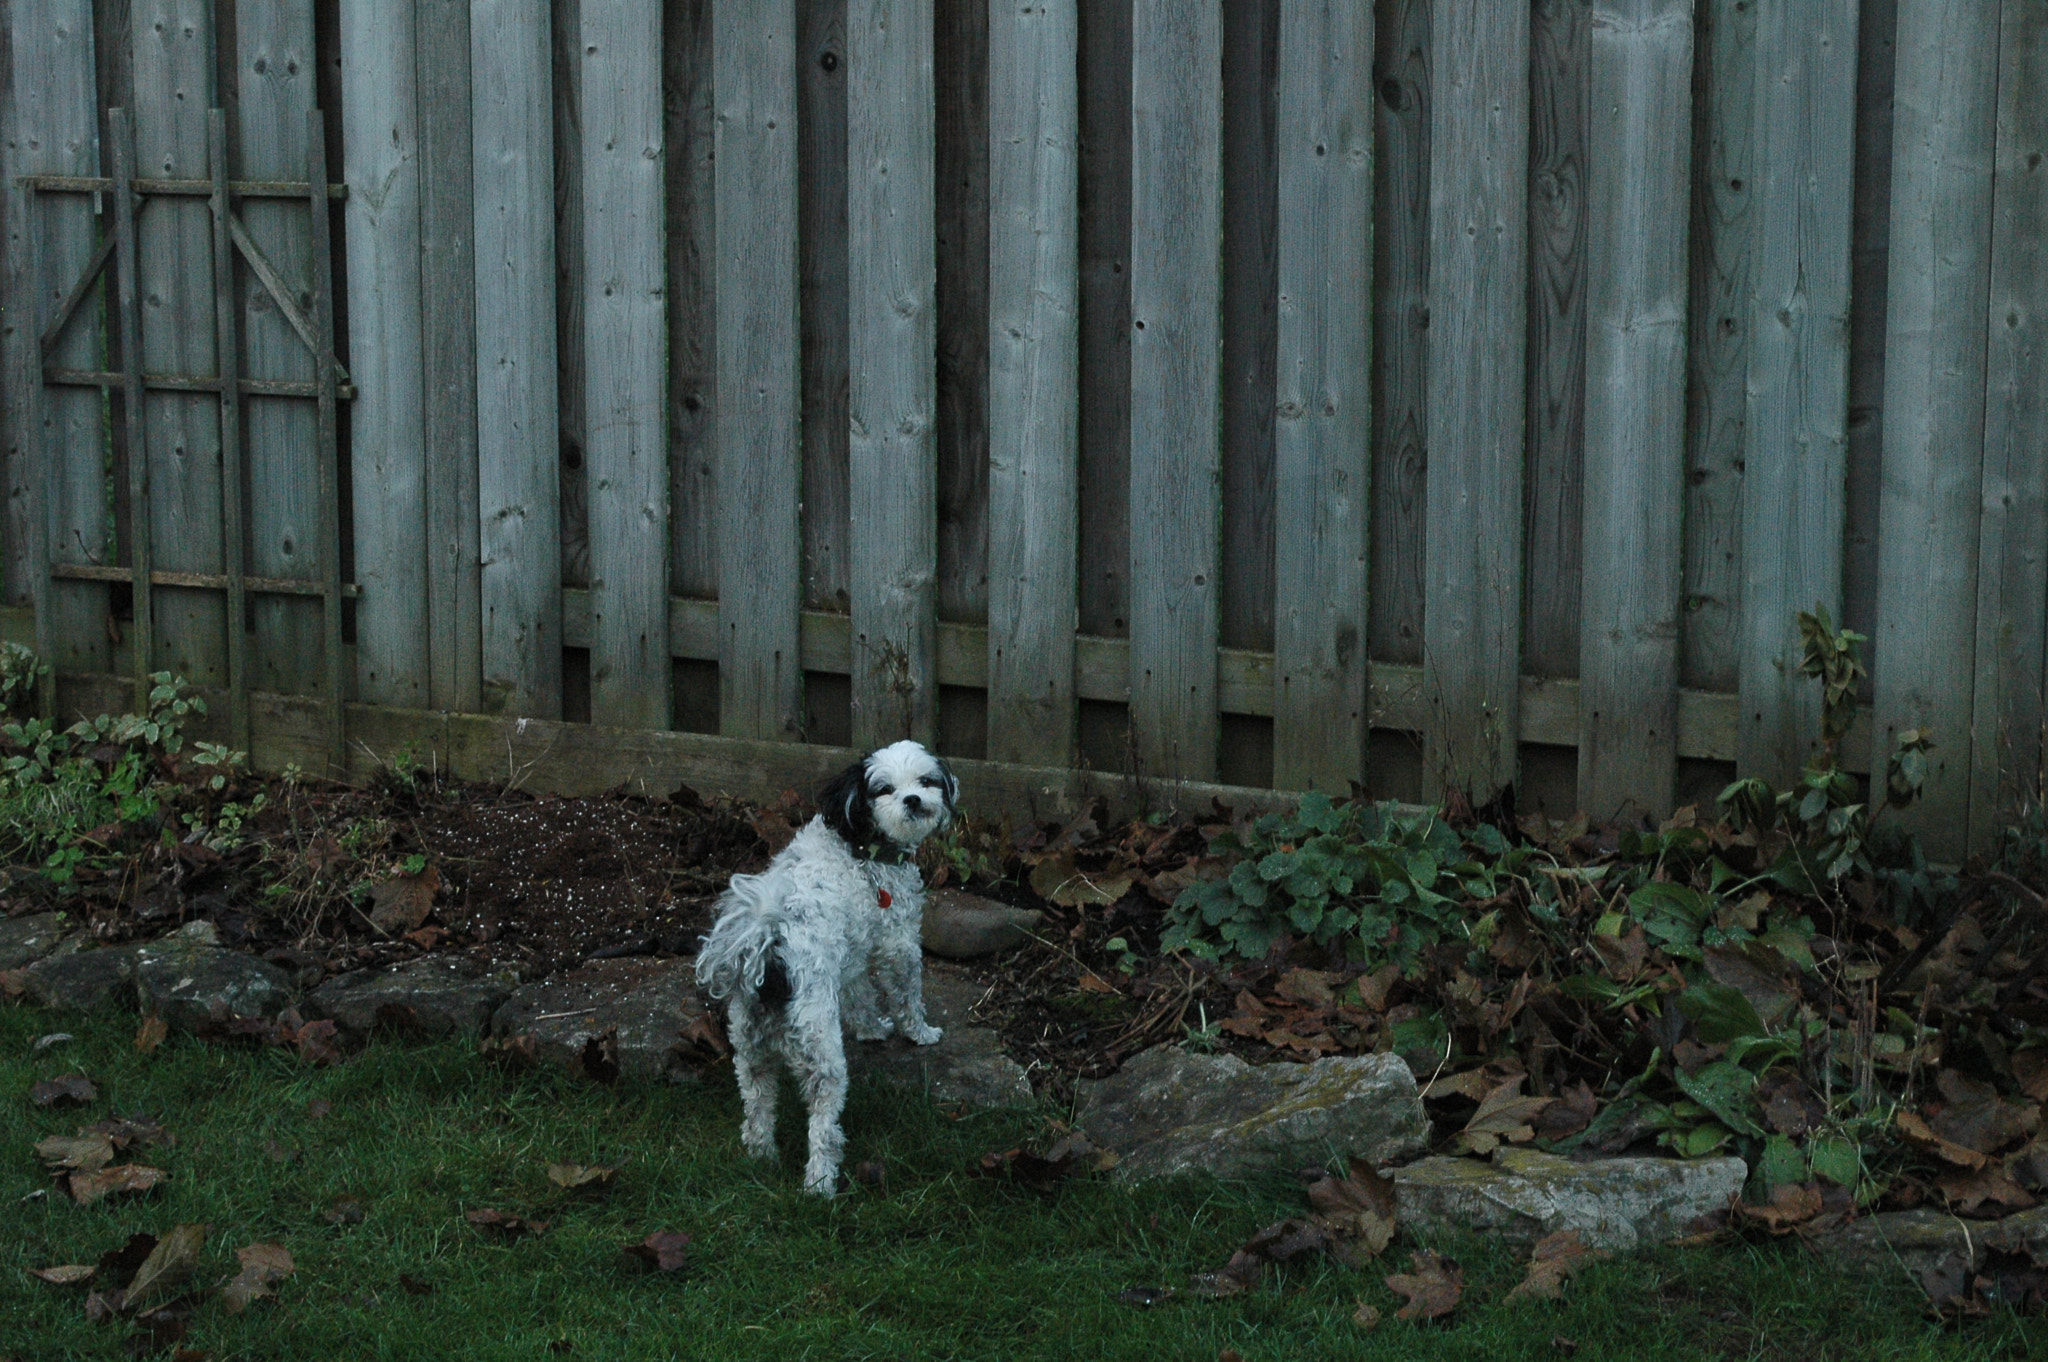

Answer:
[818,740,958,850]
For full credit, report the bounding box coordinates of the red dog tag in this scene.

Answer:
[876,889,892,909]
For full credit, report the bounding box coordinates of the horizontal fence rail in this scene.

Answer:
[1,0,2041,856]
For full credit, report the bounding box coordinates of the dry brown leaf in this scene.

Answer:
[120,1223,205,1313]
[1075,971,1118,995]
[1533,1082,1598,1140]
[621,1231,692,1273]
[1352,1301,1383,1329]
[30,1073,98,1107]
[1937,1163,2038,1215]
[35,1132,115,1174]
[2014,1051,2048,1105]
[69,1164,165,1206]
[1306,1156,1398,1259]
[1386,1250,1465,1322]
[28,1264,97,1286]
[324,1195,367,1226]
[134,1016,168,1054]
[466,1208,549,1239]
[1275,969,1339,1008]
[220,1243,294,1314]
[1506,1231,1611,1301]
[547,1163,619,1191]
[1028,852,1135,907]
[1928,1070,2040,1156]
[368,863,441,935]
[1898,1110,1992,1170]
[1734,1182,1824,1234]
[1458,1077,1552,1154]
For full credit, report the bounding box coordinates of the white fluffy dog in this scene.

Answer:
[694,740,957,1194]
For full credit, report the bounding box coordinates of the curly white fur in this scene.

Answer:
[695,741,955,1194]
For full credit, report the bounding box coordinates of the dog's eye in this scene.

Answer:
[918,777,942,789]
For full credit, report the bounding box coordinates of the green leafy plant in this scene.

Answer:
[0,641,47,720]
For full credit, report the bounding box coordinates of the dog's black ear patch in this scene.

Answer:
[817,759,874,843]
[934,757,960,822]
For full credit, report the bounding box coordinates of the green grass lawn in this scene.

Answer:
[3,1005,2040,1362]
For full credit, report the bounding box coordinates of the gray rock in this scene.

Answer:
[1392,1147,1749,1251]
[309,956,520,1036]
[23,944,144,1011]
[845,965,1034,1108]
[1075,1045,1429,1182]
[1815,1206,2048,1281]
[491,959,714,1084]
[920,890,1043,960]
[0,912,80,970]
[133,924,293,1027]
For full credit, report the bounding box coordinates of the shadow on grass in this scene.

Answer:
[3,1005,2041,1361]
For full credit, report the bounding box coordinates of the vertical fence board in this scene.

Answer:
[580,0,669,730]
[1369,0,1428,669]
[1577,0,1693,820]
[15,0,107,672]
[1076,0,1129,641]
[1273,0,1373,795]
[471,0,561,716]
[1679,0,1753,692]
[1735,0,1858,784]
[1129,0,1221,782]
[0,0,21,609]
[715,0,802,740]
[236,1,324,697]
[798,0,848,613]
[985,0,1078,768]
[1842,0,1896,651]
[417,0,481,712]
[935,0,988,628]
[847,0,937,747]
[342,0,427,708]
[1970,2,2048,841]
[1220,0,1277,656]
[551,0,586,590]
[132,0,223,684]
[1523,0,1586,680]
[1874,0,2000,859]
[1423,0,1527,799]
[665,0,716,602]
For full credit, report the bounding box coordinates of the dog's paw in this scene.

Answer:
[904,1024,943,1046]
[852,1018,897,1042]
[742,1134,778,1161]
[802,1164,841,1196]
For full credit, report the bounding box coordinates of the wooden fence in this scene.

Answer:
[0,0,2042,859]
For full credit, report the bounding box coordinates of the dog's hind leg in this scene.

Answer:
[729,1004,779,1160]
[785,1008,850,1194]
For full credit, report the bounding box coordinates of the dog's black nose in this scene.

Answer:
[902,794,923,813]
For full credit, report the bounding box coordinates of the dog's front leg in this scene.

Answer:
[877,944,942,1046]
[729,1003,779,1160]
[788,999,850,1194]
[843,965,895,1042]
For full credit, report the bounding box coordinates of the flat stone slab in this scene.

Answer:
[0,912,80,970]
[921,891,1043,960]
[845,965,1033,1108]
[1076,1045,1430,1182]
[1816,1206,2048,1280]
[23,944,143,1012]
[491,959,712,1084]
[310,956,520,1036]
[1393,1147,1748,1251]
[133,924,293,1027]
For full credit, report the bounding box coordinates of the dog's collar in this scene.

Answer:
[856,841,913,866]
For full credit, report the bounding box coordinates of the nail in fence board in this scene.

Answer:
[1369,0,1429,671]
[1577,0,1694,822]
[416,0,482,713]
[1874,0,2001,861]
[470,0,562,717]
[1680,0,1754,694]
[1272,0,1373,795]
[132,0,225,685]
[1969,3,2048,845]
[237,1,324,698]
[714,0,802,741]
[985,0,1079,768]
[1734,0,1858,786]
[1423,0,1528,800]
[665,0,716,605]
[580,0,669,731]
[1128,0,1221,783]
[15,0,108,673]
[846,0,937,748]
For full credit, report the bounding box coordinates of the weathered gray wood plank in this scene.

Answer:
[1423,0,1528,800]
[1841,0,1896,653]
[132,0,225,685]
[665,0,716,604]
[0,0,23,610]
[579,0,669,730]
[1128,0,1222,783]
[798,0,849,614]
[1075,0,1129,641]
[13,0,107,671]
[471,0,562,716]
[1735,0,1859,785]
[1271,0,1373,795]
[1969,2,2048,845]
[1577,0,1693,821]
[416,0,482,713]
[236,1,325,698]
[1369,0,1428,668]
[1523,0,1586,680]
[985,0,1078,768]
[1220,0,1278,657]
[846,0,936,747]
[1680,0,1754,692]
[341,0,428,708]
[550,0,589,594]
[1874,0,2000,860]
[935,0,988,630]
[713,0,802,741]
